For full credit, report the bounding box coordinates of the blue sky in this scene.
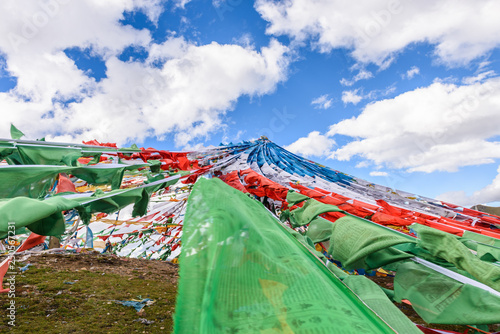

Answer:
[1,0,500,206]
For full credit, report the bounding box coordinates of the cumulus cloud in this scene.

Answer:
[369,171,388,177]
[327,75,500,173]
[341,89,363,105]
[0,0,153,103]
[404,66,420,79]
[173,0,192,9]
[182,142,217,151]
[311,94,332,109]
[340,69,373,87]
[255,0,500,66]
[285,131,335,158]
[0,0,290,146]
[437,165,500,206]
[462,70,496,85]
[341,86,395,105]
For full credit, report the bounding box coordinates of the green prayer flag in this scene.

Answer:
[10,124,24,140]
[0,142,16,161]
[415,224,500,292]
[306,217,335,243]
[0,196,78,238]
[394,261,500,324]
[17,144,82,166]
[288,197,341,227]
[0,165,73,199]
[0,174,182,235]
[174,178,399,333]
[286,189,309,206]
[328,215,415,270]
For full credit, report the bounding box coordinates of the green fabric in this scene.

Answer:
[342,275,421,333]
[461,231,500,262]
[5,150,23,165]
[286,190,309,206]
[145,173,165,184]
[118,143,140,152]
[285,193,416,270]
[0,147,15,160]
[81,148,116,156]
[393,231,482,280]
[86,153,102,165]
[289,198,341,227]
[294,227,420,333]
[475,243,500,262]
[174,178,397,334]
[75,187,150,224]
[0,196,77,238]
[0,165,73,199]
[124,163,150,171]
[328,215,415,270]
[10,124,24,140]
[284,224,326,262]
[293,236,419,333]
[416,226,500,292]
[394,261,500,324]
[392,243,471,277]
[306,217,335,243]
[0,164,149,199]
[0,175,181,235]
[279,208,290,222]
[147,160,162,173]
[462,230,500,248]
[71,165,127,190]
[17,145,82,166]
[73,175,179,224]
[0,142,16,161]
[327,262,349,279]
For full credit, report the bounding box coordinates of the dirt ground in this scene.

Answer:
[0,252,179,333]
[21,252,179,283]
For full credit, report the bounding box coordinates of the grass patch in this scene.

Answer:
[0,253,178,333]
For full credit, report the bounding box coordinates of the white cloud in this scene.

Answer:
[212,0,224,8]
[356,161,370,168]
[220,129,246,145]
[232,33,254,48]
[365,85,396,100]
[311,94,332,109]
[341,89,363,105]
[369,171,388,177]
[182,142,217,151]
[341,86,395,105]
[285,131,335,158]
[340,69,373,86]
[478,60,491,72]
[255,0,500,66]
[133,0,165,24]
[173,0,192,9]
[327,76,500,173]
[462,70,496,85]
[404,66,420,79]
[0,0,153,104]
[234,130,245,142]
[0,1,290,146]
[437,165,500,206]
